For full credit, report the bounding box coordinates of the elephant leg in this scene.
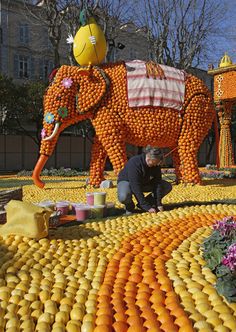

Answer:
[89,136,107,187]
[177,142,202,184]
[178,94,214,184]
[104,140,127,176]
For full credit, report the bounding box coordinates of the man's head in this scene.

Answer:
[145,145,162,167]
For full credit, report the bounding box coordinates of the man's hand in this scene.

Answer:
[148,208,157,213]
[157,206,164,212]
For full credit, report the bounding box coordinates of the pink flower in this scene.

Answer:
[41,128,47,139]
[222,243,236,271]
[213,216,236,238]
[222,257,229,265]
[62,77,73,88]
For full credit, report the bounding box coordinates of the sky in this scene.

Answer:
[207,1,236,69]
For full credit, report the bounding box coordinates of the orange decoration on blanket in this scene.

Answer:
[145,61,165,79]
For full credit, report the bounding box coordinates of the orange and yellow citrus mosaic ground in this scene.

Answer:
[0,176,236,331]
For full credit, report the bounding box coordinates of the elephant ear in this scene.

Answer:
[76,67,109,114]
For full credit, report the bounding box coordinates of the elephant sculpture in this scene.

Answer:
[33,61,215,188]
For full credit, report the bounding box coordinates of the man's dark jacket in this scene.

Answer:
[118,153,162,211]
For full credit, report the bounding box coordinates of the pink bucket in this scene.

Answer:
[75,205,90,221]
[86,193,94,206]
[71,202,83,214]
[55,202,69,216]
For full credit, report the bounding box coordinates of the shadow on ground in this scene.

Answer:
[164,199,236,211]
[0,178,85,189]
[201,179,236,187]
[105,200,236,216]
[48,225,101,240]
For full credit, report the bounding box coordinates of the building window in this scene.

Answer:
[14,55,30,78]
[19,24,29,44]
[14,55,34,79]
[39,59,54,80]
[19,56,29,78]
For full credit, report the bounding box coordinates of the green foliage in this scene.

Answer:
[216,274,236,303]
[202,231,228,270]
[203,167,236,179]
[17,167,89,177]
[1,76,47,145]
[0,74,15,108]
[202,223,236,303]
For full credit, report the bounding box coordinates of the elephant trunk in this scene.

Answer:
[32,155,49,188]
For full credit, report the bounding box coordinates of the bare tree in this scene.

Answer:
[62,1,101,65]
[92,0,135,61]
[62,0,136,63]
[24,0,137,65]
[24,0,72,67]
[62,1,83,65]
[134,0,225,69]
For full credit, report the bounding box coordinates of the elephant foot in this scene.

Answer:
[88,176,105,188]
[179,178,202,185]
[87,184,100,189]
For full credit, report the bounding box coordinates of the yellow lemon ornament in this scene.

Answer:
[71,16,107,66]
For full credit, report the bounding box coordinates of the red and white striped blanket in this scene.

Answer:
[126,60,186,111]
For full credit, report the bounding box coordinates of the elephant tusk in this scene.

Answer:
[32,155,49,188]
[42,122,60,141]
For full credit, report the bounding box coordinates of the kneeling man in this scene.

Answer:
[117,146,172,214]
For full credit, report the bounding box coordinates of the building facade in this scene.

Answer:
[0,0,65,82]
[0,1,212,82]
[0,1,151,82]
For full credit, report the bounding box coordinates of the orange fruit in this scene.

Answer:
[94,325,113,332]
[96,314,113,326]
[129,273,142,283]
[96,307,114,316]
[113,321,129,332]
[160,321,179,332]
[174,315,192,327]
[127,324,146,332]
[127,315,144,326]
[135,298,149,308]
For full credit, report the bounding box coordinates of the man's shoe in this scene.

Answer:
[125,210,133,216]
[136,203,155,211]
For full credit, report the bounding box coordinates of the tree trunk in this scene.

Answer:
[54,48,61,67]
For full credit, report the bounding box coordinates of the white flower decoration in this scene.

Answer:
[89,35,96,45]
[66,34,74,44]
